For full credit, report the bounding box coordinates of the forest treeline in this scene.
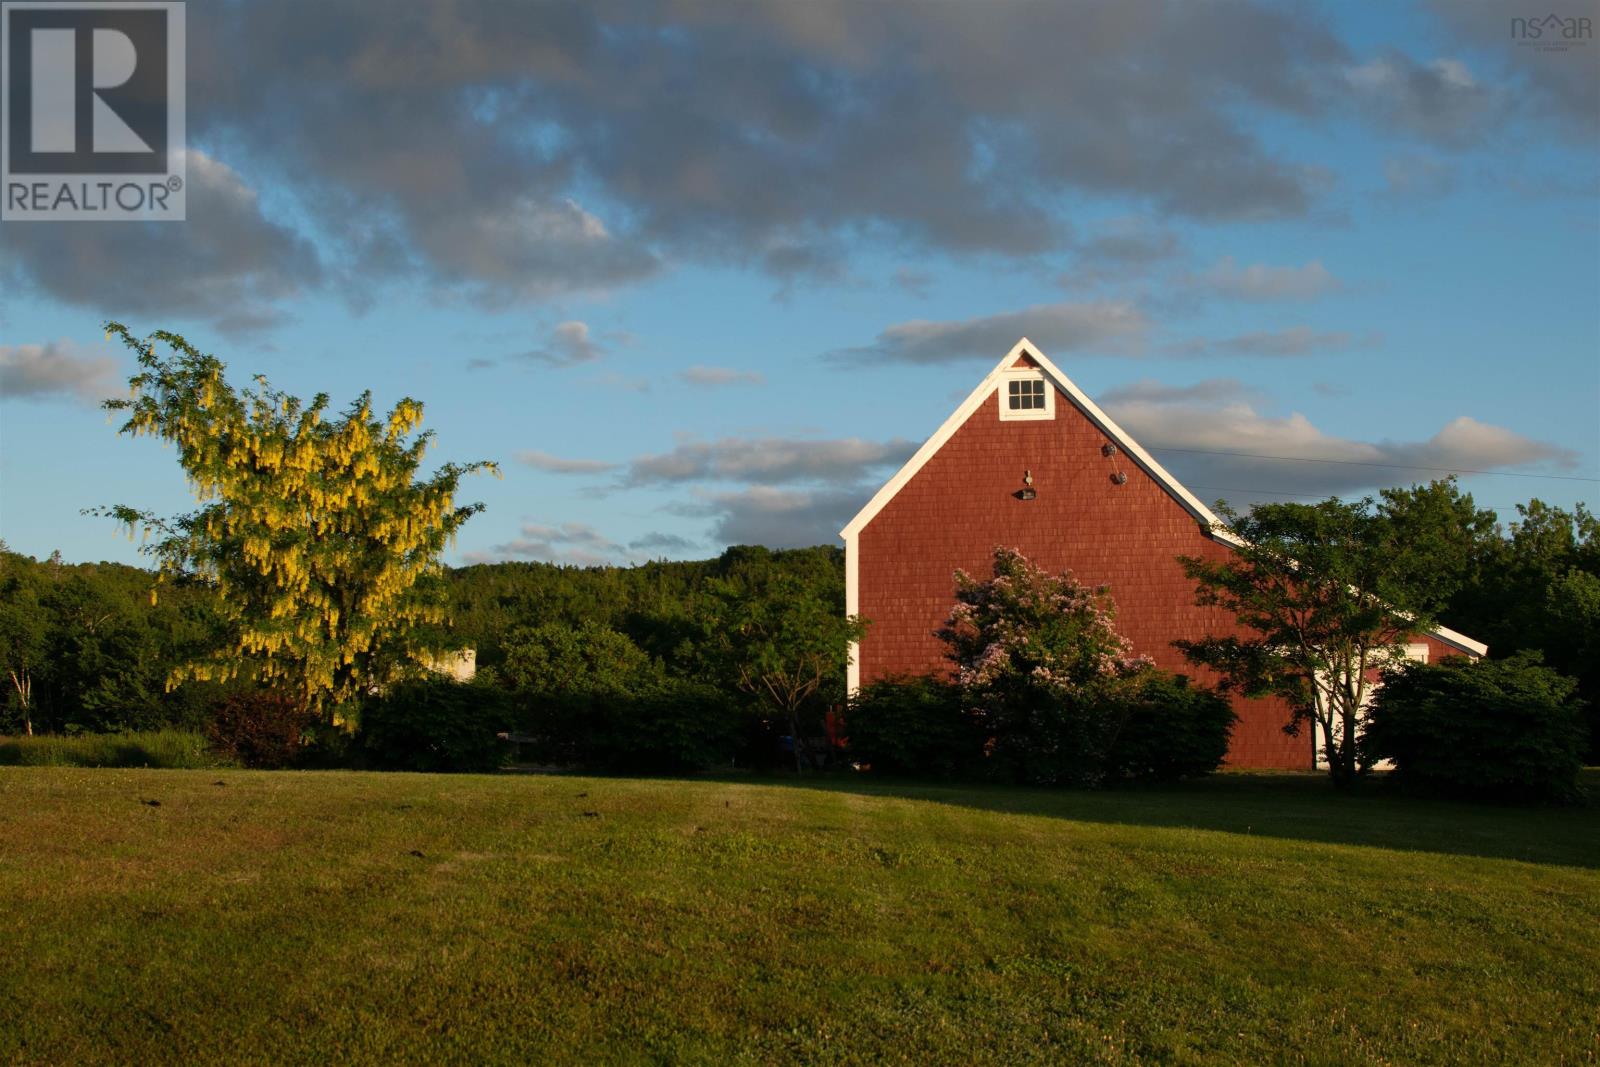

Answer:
[0,543,846,737]
[2,489,1597,759]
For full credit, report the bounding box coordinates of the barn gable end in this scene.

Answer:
[840,337,1485,770]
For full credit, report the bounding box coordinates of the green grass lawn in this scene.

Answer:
[1,769,1595,1065]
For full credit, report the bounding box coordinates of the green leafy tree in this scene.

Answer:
[0,548,48,735]
[1371,486,1600,759]
[700,549,866,772]
[501,621,660,696]
[96,323,496,720]
[1377,478,1500,605]
[0,546,227,735]
[1362,651,1585,802]
[1177,499,1449,787]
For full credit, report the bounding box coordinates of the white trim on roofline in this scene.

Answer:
[1417,623,1486,658]
[839,337,1230,540]
[838,336,1488,660]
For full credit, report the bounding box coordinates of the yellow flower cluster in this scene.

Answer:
[107,331,492,717]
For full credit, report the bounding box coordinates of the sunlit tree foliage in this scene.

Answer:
[95,322,496,718]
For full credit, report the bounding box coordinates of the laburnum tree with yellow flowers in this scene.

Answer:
[95,323,497,720]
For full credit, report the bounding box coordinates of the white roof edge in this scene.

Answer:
[839,338,1037,538]
[841,336,1487,657]
[841,336,1227,538]
[1426,624,1488,657]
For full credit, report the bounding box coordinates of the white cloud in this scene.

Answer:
[1189,258,1341,301]
[515,450,617,474]
[465,521,627,567]
[1099,378,1269,408]
[1170,326,1368,358]
[430,197,659,305]
[1344,54,1500,146]
[679,365,766,387]
[586,370,651,393]
[520,320,604,366]
[624,436,915,487]
[628,531,701,554]
[1100,379,1576,503]
[599,432,918,548]
[831,301,1148,365]
[1382,153,1455,199]
[0,341,120,404]
[0,150,319,336]
[670,486,868,548]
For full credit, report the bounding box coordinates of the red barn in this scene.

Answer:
[840,338,1486,770]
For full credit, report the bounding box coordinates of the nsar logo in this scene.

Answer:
[1510,13,1593,51]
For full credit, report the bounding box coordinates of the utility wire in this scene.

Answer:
[1188,484,1524,511]
[1145,445,1599,483]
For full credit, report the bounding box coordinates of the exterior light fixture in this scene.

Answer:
[1015,468,1037,500]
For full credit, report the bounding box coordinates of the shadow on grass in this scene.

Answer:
[729,768,1600,871]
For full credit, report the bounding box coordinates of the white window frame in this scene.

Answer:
[998,371,1055,421]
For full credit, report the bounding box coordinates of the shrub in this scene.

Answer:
[0,729,230,769]
[937,547,1155,787]
[845,675,983,777]
[981,687,1125,787]
[1362,651,1586,802]
[207,691,310,769]
[296,716,360,769]
[500,620,744,773]
[845,669,1231,785]
[1101,671,1235,783]
[516,678,742,773]
[359,678,510,773]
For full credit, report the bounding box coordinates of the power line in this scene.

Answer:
[1189,485,1320,499]
[1188,485,1524,511]
[1145,445,1600,483]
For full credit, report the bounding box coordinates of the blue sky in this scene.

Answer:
[2,0,1597,567]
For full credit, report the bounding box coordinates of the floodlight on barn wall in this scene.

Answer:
[1015,468,1037,500]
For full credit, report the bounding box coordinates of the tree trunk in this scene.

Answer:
[9,669,30,736]
[1332,704,1357,788]
[788,708,803,775]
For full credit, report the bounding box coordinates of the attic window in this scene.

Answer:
[999,373,1054,421]
[1009,379,1045,410]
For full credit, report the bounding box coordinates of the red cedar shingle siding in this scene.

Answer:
[857,384,1321,768]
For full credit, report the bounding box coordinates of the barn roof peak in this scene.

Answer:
[839,337,1487,657]
[839,336,1223,539]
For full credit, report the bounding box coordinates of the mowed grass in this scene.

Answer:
[0,769,1595,1065]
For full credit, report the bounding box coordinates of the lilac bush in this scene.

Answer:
[937,547,1154,785]
[938,547,1149,695]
